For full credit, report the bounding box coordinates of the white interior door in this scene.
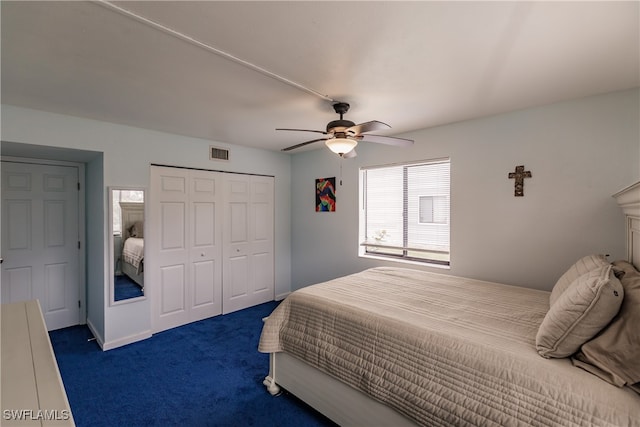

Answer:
[149,166,222,333]
[1,161,81,330]
[223,174,274,314]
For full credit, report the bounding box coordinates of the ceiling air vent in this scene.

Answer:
[209,146,229,161]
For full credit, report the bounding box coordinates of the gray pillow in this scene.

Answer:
[537,264,623,358]
[571,260,640,392]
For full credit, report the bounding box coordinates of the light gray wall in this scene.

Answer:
[85,154,105,340]
[290,89,640,291]
[1,105,292,349]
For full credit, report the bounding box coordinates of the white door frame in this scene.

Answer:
[1,156,86,325]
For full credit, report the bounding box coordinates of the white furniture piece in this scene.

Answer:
[613,180,640,269]
[1,300,75,426]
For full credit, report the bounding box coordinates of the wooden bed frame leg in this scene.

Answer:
[263,353,281,396]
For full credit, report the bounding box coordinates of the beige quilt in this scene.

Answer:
[122,237,144,273]
[259,267,640,427]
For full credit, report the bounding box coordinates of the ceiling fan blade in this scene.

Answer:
[358,134,414,147]
[281,138,328,152]
[276,128,328,135]
[346,120,390,135]
[343,149,357,159]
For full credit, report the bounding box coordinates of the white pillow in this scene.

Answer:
[536,264,623,358]
[550,254,609,306]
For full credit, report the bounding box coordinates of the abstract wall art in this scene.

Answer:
[316,177,336,212]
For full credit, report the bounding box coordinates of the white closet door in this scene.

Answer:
[1,161,80,330]
[149,166,222,333]
[223,174,274,314]
[188,169,222,322]
[150,166,190,332]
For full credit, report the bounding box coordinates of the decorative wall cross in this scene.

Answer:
[508,165,532,197]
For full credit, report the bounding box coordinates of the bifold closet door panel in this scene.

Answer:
[150,167,190,332]
[150,166,222,333]
[222,174,274,314]
[249,176,275,303]
[188,169,222,323]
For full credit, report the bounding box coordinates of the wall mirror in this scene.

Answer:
[109,187,145,305]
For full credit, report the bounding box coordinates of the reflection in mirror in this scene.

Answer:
[110,187,145,304]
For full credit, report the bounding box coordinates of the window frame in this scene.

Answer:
[358,157,451,267]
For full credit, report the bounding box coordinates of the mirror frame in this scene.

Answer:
[109,186,146,306]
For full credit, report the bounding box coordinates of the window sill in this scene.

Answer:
[358,253,451,270]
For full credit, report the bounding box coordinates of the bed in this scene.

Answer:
[259,182,640,427]
[119,202,145,289]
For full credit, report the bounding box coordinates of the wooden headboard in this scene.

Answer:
[613,181,640,269]
[119,202,144,239]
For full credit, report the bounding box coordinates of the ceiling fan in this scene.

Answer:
[277,102,414,157]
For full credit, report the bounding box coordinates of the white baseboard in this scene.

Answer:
[86,318,105,350]
[275,292,290,301]
[102,330,152,351]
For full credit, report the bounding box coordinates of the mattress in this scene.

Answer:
[259,267,640,426]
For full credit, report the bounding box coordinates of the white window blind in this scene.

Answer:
[360,158,450,265]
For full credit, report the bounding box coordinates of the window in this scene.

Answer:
[359,158,450,265]
[419,196,448,224]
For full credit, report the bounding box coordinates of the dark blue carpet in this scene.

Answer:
[114,274,144,301]
[49,301,337,427]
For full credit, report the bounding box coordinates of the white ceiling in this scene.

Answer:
[2,1,638,153]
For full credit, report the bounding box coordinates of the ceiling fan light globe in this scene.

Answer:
[325,137,357,155]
